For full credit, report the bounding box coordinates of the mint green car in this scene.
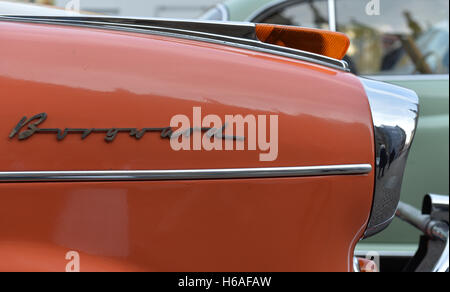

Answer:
[202,0,449,268]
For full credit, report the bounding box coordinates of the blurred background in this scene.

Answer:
[6,0,221,18]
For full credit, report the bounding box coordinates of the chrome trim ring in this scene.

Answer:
[360,78,420,238]
[0,164,372,183]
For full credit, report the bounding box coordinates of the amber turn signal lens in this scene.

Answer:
[255,24,350,60]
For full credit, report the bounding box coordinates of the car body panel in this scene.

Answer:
[0,177,372,272]
[0,21,373,171]
[0,20,375,271]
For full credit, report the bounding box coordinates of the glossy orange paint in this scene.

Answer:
[0,21,375,271]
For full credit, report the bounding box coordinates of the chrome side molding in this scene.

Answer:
[0,164,372,183]
[0,15,349,72]
[360,78,420,238]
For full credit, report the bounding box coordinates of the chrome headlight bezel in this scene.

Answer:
[360,78,420,238]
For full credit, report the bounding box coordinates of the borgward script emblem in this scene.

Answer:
[9,113,241,142]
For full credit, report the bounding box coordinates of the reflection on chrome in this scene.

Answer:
[359,78,419,238]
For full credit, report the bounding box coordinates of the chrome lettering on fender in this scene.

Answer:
[9,113,242,142]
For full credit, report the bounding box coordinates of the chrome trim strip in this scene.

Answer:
[359,78,420,238]
[2,15,258,39]
[0,15,349,71]
[0,164,372,183]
